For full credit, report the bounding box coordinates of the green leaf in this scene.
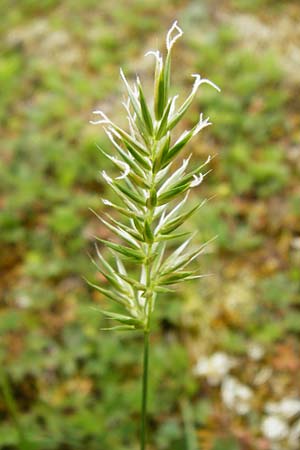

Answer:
[154,286,174,293]
[101,325,136,331]
[154,59,166,120]
[162,237,216,274]
[159,271,196,285]
[146,188,158,208]
[162,129,194,166]
[95,308,144,328]
[153,133,171,173]
[143,219,154,243]
[154,191,189,222]
[156,231,191,242]
[163,51,171,109]
[88,253,129,294]
[108,182,145,213]
[113,181,146,206]
[91,209,141,248]
[157,182,191,205]
[117,273,147,291]
[175,161,212,188]
[102,200,143,221]
[166,79,200,131]
[84,278,130,306]
[138,78,153,136]
[159,203,202,235]
[110,123,149,157]
[133,216,145,234]
[94,244,129,282]
[155,99,172,139]
[95,238,145,262]
[151,241,166,276]
[105,213,144,243]
[123,139,152,170]
[128,171,150,189]
[97,143,146,179]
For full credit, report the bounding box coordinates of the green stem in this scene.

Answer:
[140,139,156,450]
[0,369,29,449]
[141,330,150,450]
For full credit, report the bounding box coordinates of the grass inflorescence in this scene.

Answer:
[88,21,220,449]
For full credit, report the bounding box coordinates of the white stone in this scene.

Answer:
[261,416,289,441]
[221,376,253,415]
[247,343,265,360]
[194,352,236,385]
[266,398,300,419]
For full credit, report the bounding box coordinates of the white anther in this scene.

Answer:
[102,199,113,206]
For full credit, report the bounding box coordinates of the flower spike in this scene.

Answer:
[88,24,220,450]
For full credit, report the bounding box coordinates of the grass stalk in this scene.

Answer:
[141,236,153,449]
[141,330,150,450]
[88,20,220,449]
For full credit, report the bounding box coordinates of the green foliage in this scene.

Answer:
[212,437,240,450]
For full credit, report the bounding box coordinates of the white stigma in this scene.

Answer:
[166,20,183,52]
[204,155,212,165]
[112,158,130,180]
[190,173,204,188]
[193,113,212,135]
[90,110,111,125]
[144,50,163,71]
[191,74,221,93]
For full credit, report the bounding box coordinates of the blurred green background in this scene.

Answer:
[1,0,300,449]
